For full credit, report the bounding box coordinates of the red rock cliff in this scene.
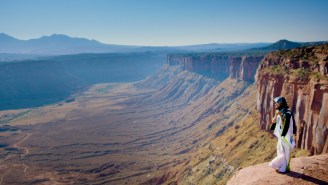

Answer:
[167,54,262,82]
[230,56,263,82]
[256,44,328,154]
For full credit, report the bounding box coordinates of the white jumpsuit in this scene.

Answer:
[269,113,295,172]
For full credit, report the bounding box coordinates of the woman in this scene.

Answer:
[269,96,296,173]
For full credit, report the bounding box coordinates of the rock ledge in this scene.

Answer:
[227,154,328,185]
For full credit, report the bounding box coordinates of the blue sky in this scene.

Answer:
[1,0,327,46]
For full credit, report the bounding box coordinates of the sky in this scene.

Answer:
[0,0,328,46]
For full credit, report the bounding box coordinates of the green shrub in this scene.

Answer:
[312,72,328,81]
[292,68,310,80]
[269,65,287,75]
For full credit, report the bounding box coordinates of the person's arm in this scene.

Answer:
[281,112,291,136]
[270,110,280,130]
[270,123,276,130]
[292,114,297,135]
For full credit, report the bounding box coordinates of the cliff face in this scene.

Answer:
[167,54,262,82]
[230,56,263,82]
[256,44,328,155]
[167,55,230,80]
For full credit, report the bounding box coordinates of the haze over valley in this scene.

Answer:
[1,1,328,184]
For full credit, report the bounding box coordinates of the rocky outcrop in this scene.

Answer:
[167,54,263,82]
[230,56,263,82]
[229,56,242,79]
[167,55,230,80]
[227,154,328,185]
[256,44,328,155]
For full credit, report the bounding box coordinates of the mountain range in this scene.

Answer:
[0,33,138,55]
[0,33,272,55]
[1,33,327,58]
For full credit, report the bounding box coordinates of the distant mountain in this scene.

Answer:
[0,33,271,56]
[0,33,18,42]
[3,33,326,56]
[263,39,301,50]
[0,33,140,55]
[249,39,327,51]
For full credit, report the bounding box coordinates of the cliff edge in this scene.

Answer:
[256,44,328,155]
[227,154,328,185]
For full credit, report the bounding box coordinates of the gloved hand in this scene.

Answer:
[272,109,281,123]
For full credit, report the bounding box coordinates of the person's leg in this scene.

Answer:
[285,143,291,172]
[278,141,290,173]
[269,139,280,169]
[269,139,285,170]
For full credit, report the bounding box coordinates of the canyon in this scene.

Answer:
[0,44,327,185]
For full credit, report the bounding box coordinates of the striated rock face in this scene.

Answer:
[167,55,230,80]
[256,44,328,155]
[167,54,263,82]
[230,56,263,82]
[229,56,242,79]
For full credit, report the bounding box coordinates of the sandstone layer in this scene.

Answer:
[167,54,263,82]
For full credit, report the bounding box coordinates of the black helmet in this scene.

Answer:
[274,96,286,104]
[274,96,289,109]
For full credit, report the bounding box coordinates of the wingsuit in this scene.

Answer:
[269,97,297,173]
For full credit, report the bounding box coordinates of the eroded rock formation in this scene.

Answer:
[167,54,263,82]
[256,44,328,154]
[167,55,230,80]
[230,56,263,82]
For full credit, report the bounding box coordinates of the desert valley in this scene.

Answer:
[0,37,327,184]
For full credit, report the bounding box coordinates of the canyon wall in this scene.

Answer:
[230,56,264,82]
[167,54,263,82]
[168,46,328,155]
[256,44,328,154]
[167,55,230,80]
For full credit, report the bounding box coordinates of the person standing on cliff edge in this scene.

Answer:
[268,96,297,173]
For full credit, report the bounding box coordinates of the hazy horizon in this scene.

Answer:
[1,32,327,47]
[1,0,328,46]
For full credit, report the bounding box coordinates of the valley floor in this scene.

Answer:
[0,65,313,185]
[0,83,192,184]
[0,65,223,184]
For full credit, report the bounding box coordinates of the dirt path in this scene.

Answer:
[14,133,32,157]
[0,133,32,185]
